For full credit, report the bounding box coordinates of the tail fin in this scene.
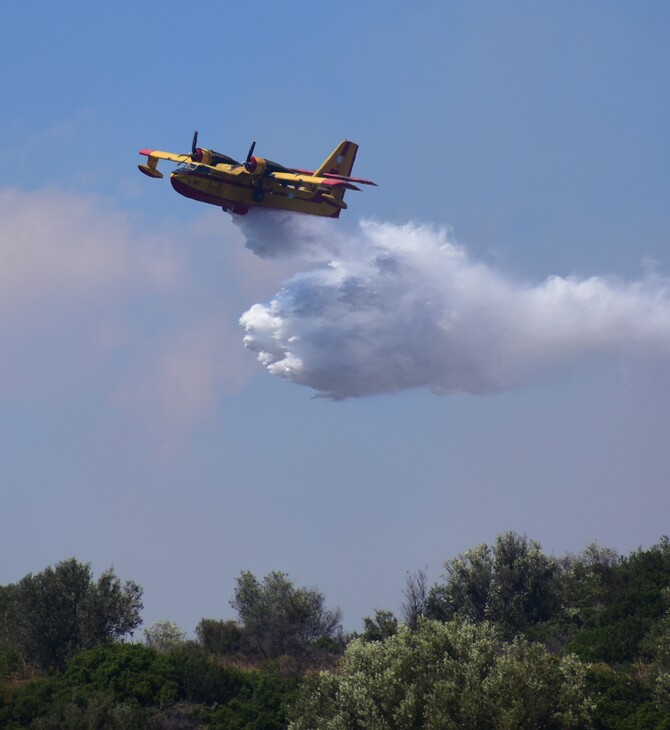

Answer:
[314,140,358,178]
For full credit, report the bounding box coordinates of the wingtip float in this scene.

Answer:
[137,133,376,218]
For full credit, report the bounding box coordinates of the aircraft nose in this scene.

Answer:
[170,173,188,194]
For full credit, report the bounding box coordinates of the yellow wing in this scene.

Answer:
[139,149,190,163]
[271,172,361,191]
[138,148,191,179]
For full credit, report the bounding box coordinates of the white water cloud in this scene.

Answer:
[239,214,670,399]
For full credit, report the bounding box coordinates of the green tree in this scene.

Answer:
[144,620,187,652]
[489,531,560,633]
[427,532,561,636]
[196,618,245,657]
[427,542,492,623]
[1,558,142,672]
[360,609,399,642]
[289,620,595,729]
[554,542,620,631]
[0,584,25,679]
[567,537,670,663]
[231,571,342,660]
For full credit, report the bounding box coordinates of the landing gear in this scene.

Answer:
[253,183,265,203]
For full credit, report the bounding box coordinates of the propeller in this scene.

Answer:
[190,130,202,162]
[244,141,257,172]
[185,130,249,167]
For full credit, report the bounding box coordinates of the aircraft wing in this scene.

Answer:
[323,173,377,186]
[285,169,376,186]
[271,172,361,191]
[139,149,191,164]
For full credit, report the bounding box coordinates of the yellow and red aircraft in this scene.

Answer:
[138,132,376,218]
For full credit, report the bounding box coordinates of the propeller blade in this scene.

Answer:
[243,141,258,172]
[192,130,199,156]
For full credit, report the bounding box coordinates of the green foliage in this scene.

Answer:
[231,571,342,661]
[0,646,25,680]
[426,532,561,637]
[5,537,670,728]
[585,663,670,730]
[143,620,187,653]
[360,609,399,642]
[560,541,621,612]
[196,618,244,656]
[643,588,670,669]
[0,559,142,673]
[0,642,297,729]
[288,534,670,729]
[567,537,670,664]
[203,670,298,730]
[289,619,595,729]
[64,642,178,707]
[587,663,643,729]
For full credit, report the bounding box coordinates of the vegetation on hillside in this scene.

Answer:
[2,536,670,728]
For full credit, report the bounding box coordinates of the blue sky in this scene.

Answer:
[1,2,669,632]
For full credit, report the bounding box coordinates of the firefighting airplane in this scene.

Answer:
[138,132,376,218]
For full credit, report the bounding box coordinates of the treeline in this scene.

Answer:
[2,535,670,728]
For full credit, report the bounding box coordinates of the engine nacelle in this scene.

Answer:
[245,156,265,175]
[192,148,240,167]
[245,157,289,176]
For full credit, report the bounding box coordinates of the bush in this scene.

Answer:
[0,642,297,729]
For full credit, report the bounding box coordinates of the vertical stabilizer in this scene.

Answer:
[314,140,358,178]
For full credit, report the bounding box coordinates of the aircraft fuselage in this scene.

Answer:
[170,164,343,217]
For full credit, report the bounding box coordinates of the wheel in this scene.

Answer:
[253,188,265,203]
